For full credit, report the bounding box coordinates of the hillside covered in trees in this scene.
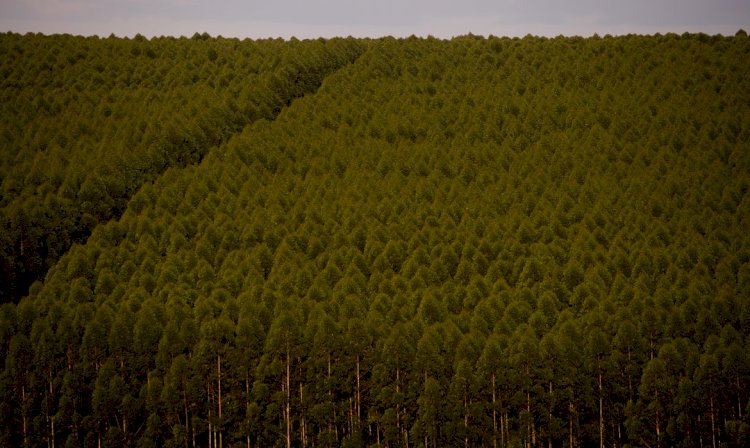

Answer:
[0,33,366,303]
[1,31,749,448]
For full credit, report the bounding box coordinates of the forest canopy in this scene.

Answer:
[0,32,366,303]
[1,32,749,448]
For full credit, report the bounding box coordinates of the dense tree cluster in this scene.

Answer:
[0,32,366,302]
[1,32,749,447]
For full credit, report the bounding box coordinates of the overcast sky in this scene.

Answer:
[1,0,748,39]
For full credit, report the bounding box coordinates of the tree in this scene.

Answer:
[108,307,134,371]
[414,376,442,447]
[378,322,417,447]
[694,350,722,448]
[585,327,610,448]
[196,315,235,448]
[4,333,34,447]
[234,314,265,448]
[132,301,164,378]
[631,357,672,448]
[613,319,642,403]
[509,324,540,448]
[262,308,303,448]
[305,308,342,446]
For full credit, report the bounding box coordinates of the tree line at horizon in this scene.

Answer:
[1,32,749,447]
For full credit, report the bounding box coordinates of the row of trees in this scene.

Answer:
[0,32,366,302]
[3,284,747,448]
[1,32,749,447]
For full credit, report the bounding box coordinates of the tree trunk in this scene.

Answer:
[286,344,292,448]
[208,407,213,448]
[396,364,401,442]
[300,382,307,447]
[192,415,197,448]
[246,370,251,448]
[492,374,497,448]
[649,335,655,361]
[737,377,743,419]
[599,368,604,448]
[526,388,532,448]
[350,396,356,437]
[328,353,334,438]
[184,390,189,448]
[377,421,381,448]
[614,421,620,448]
[218,355,223,448]
[504,412,510,448]
[524,365,535,448]
[48,374,55,448]
[464,388,469,448]
[548,381,553,448]
[655,389,660,448]
[569,401,574,448]
[22,384,28,448]
[357,354,362,423]
[710,393,716,448]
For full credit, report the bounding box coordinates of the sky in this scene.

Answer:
[1,0,748,39]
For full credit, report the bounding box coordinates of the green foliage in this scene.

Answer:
[0,32,366,303]
[1,32,749,447]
